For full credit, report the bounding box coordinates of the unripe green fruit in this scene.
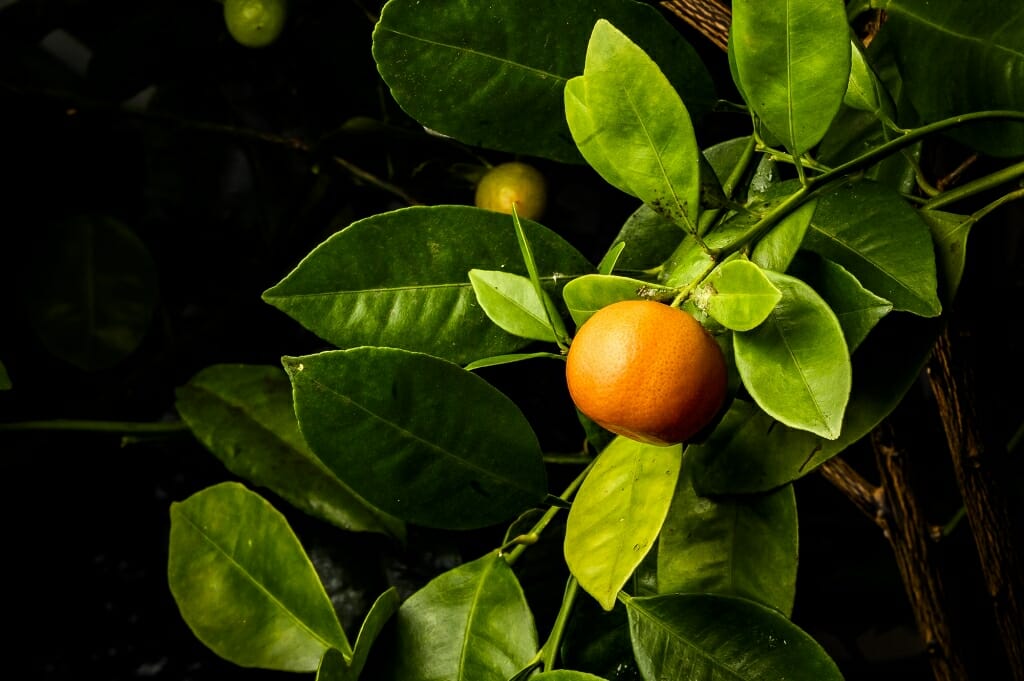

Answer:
[474,161,548,221]
[224,0,287,48]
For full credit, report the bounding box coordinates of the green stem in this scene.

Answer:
[808,110,1024,190]
[922,159,1024,211]
[0,419,188,433]
[504,457,596,566]
[709,184,814,257]
[540,576,580,671]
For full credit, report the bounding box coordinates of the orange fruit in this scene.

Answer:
[566,300,728,446]
[224,0,287,48]
[474,161,548,220]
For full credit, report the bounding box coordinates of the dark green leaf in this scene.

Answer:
[317,648,348,681]
[345,588,401,681]
[691,311,942,493]
[695,259,781,332]
[175,364,404,539]
[789,254,892,352]
[565,437,682,610]
[563,274,675,327]
[469,270,561,343]
[532,672,609,681]
[464,352,565,372]
[566,20,701,232]
[0,361,10,390]
[873,0,1024,156]
[597,241,627,275]
[168,482,350,672]
[804,180,941,317]
[372,0,713,163]
[731,0,851,154]
[262,206,592,365]
[286,348,547,529]
[734,271,851,440]
[21,215,157,371]
[625,593,844,680]
[658,464,798,616]
[844,36,896,119]
[389,553,537,681]
[608,204,684,272]
[920,209,972,305]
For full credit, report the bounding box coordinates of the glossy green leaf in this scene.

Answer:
[345,588,401,681]
[691,311,942,493]
[175,364,404,539]
[388,553,537,681]
[562,274,675,327]
[920,209,972,305]
[262,206,592,365]
[872,0,1024,156]
[734,271,851,440]
[22,215,157,371]
[625,593,844,680]
[804,180,941,317]
[565,437,682,611]
[608,204,684,272]
[750,197,817,273]
[168,482,350,671]
[789,255,893,352]
[731,0,851,155]
[317,648,348,681]
[597,242,626,276]
[702,136,756,188]
[464,352,565,371]
[532,672,609,681]
[695,260,781,332]
[286,348,547,529]
[657,465,798,616]
[372,0,714,163]
[660,231,716,288]
[566,20,701,232]
[469,269,561,343]
[844,37,896,119]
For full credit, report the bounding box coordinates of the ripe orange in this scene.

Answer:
[566,300,728,446]
[474,161,548,220]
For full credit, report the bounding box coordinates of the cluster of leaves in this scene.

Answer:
[160,0,1022,680]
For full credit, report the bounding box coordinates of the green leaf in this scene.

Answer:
[734,270,851,440]
[660,231,715,288]
[565,437,682,611]
[562,274,675,327]
[168,482,350,671]
[532,672,609,681]
[597,241,627,276]
[262,206,591,365]
[469,270,562,343]
[372,0,713,163]
[625,593,844,680]
[690,311,943,493]
[789,254,893,352]
[565,20,701,232]
[657,464,798,616]
[872,0,1024,156]
[21,215,157,371]
[346,588,401,681]
[317,648,348,681]
[750,197,817,273]
[464,352,565,371]
[920,209,972,305]
[388,553,537,681]
[731,0,851,155]
[286,347,547,529]
[844,36,896,119]
[804,180,941,317]
[175,364,405,539]
[695,259,782,332]
[608,204,685,272]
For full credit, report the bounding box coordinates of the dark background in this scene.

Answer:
[2,1,1022,679]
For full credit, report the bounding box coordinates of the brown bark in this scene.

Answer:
[927,327,1024,681]
[658,0,731,52]
[871,423,971,681]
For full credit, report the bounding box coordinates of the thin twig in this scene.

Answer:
[817,456,884,528]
